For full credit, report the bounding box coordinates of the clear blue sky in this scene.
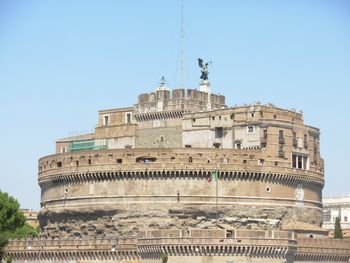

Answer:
[0,1,349,210]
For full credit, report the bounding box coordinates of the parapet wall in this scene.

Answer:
[5,231,350,263]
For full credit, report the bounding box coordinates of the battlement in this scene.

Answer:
[136,88,226,114]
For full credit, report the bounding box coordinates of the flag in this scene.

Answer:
[208,170,219,182]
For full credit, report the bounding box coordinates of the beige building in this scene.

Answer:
[323,196,350,238]
[20,209,39,229]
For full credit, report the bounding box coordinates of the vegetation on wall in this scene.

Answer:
[161,253,168,263]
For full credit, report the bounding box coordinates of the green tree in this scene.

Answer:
[0,235,8,260]
[0,190,38,260]
[0,191,26,232]
[334,217,343,239]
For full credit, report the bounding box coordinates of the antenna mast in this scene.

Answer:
[180,0,184,88]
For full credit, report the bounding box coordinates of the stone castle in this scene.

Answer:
[5,76,350,262]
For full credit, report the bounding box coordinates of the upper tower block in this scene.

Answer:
[135,77,226,114]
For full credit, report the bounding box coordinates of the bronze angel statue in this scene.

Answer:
[198,58,211,80]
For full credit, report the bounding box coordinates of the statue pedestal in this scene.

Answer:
[199,80,211,110]
[199,80,211,93]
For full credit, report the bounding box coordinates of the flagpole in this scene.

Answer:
[216,169,219,227]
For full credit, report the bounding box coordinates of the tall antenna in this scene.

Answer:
[179,0,184,88]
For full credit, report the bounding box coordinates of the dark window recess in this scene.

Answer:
[185,144,192,148]
[160,136,164,142]
[314,144,318,163]
[243,159,247,164]
[219,116,222,120]
[292,155,297,168]
[57,161,62,168]
[88,159,92,165]
[292,154,308,170]
[248,126,254,133]
[279,130,285,144]
[304,134,308,148]
[236,141,242,149]
[126,113,131,123]
[188,157,193,163]
[293,132,297,147]
[213,143,220,148]
[104,115,109,126]
[226,230,233,238]
[230,114,234,120]
[275,161,279,166]
[171,157,175,162]
[251,113,254,117]
[116,159,123,164]
[273,114,277,119]
[278,146,285,158]
[298,156,302,168]
[261,129,267,147]
[263,129,268,139]
[192,118,196,123]
[76,160,79,167]
[215,127,223,138]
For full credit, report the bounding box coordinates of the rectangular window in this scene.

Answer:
[103,115,109,126]
[263,129,267,139]
[292,153,309,170]
[60,146,66,153]
[235,141,241,149]
[247,126,254,133]
[279,130,285,144]
[215,127,223,138]
[126,113,132,124]
[293,132,297,147]
[279,130,284,138]
[304,134,308,148]
[297,156,302,169]
[278,146,284,158]
[292,155,297,168]
[344,216,348,222]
